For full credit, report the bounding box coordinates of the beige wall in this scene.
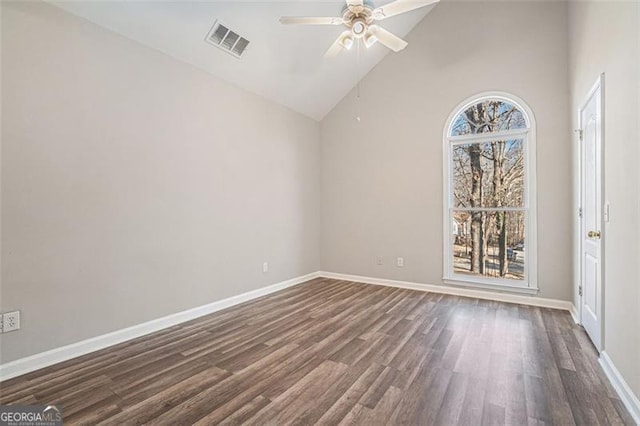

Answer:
[321,1,573,301]
[568,0,640,399]
[0,1,320,363]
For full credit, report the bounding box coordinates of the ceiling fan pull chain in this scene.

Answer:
[356,40,362,122]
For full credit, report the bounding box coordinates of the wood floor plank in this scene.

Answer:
[315,363,386,426]
[458,376,488,425]
[114,359,212,405]
[243,360,349,425]
[358,365,398,409]
[0,279,633,425]
[100,367,230,425]
[433,371,468,425]
[216,395,271,426]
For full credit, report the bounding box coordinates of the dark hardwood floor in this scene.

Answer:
[0,278,634,425]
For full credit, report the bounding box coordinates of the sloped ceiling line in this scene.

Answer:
[49,0,436,120]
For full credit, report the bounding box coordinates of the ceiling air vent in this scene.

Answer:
[205,21,250,58]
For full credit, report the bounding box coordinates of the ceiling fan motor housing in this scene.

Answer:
[342,2,375,26]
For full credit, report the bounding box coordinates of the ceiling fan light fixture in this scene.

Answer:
[364,31,377,48]
[351,19,367,38]
[340,34,355,50]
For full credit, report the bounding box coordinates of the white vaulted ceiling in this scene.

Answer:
[49,1,436,120]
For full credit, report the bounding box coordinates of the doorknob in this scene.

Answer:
[588,230,601,239]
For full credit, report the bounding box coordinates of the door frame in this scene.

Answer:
[576,73,605,351]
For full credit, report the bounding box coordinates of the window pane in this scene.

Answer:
[452,139,524,208]
[451,99,527,136]
[452,210,525,280]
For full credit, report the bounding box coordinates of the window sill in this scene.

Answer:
[443,277,540,295]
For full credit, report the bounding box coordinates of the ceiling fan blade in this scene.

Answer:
[325,31,352,58]
[373,0,440,20]
[369,25,408,52]
[279,16,344,25]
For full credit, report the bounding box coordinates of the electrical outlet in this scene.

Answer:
[3,311,20,332]
[376,256,383,266]
[262,262,269,273]
[396,257,404,268]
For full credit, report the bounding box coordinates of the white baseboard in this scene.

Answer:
[0,271,320,382]
[318,271,574,311]
[599,351,640,425]
[570,304,580,324]
[0,270,602,387]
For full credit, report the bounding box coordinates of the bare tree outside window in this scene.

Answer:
[448,99,528,281]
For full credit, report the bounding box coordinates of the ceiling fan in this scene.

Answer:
[280,0,439,58]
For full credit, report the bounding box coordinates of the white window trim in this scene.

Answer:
[442,91,538,293]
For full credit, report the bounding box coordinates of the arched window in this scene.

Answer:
[443,93,537,293]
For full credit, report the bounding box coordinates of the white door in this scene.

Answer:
[579,77,603,350]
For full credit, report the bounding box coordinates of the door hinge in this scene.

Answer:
[579,207,583,218]
[579,285,583,296]
[575,129,584,141]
